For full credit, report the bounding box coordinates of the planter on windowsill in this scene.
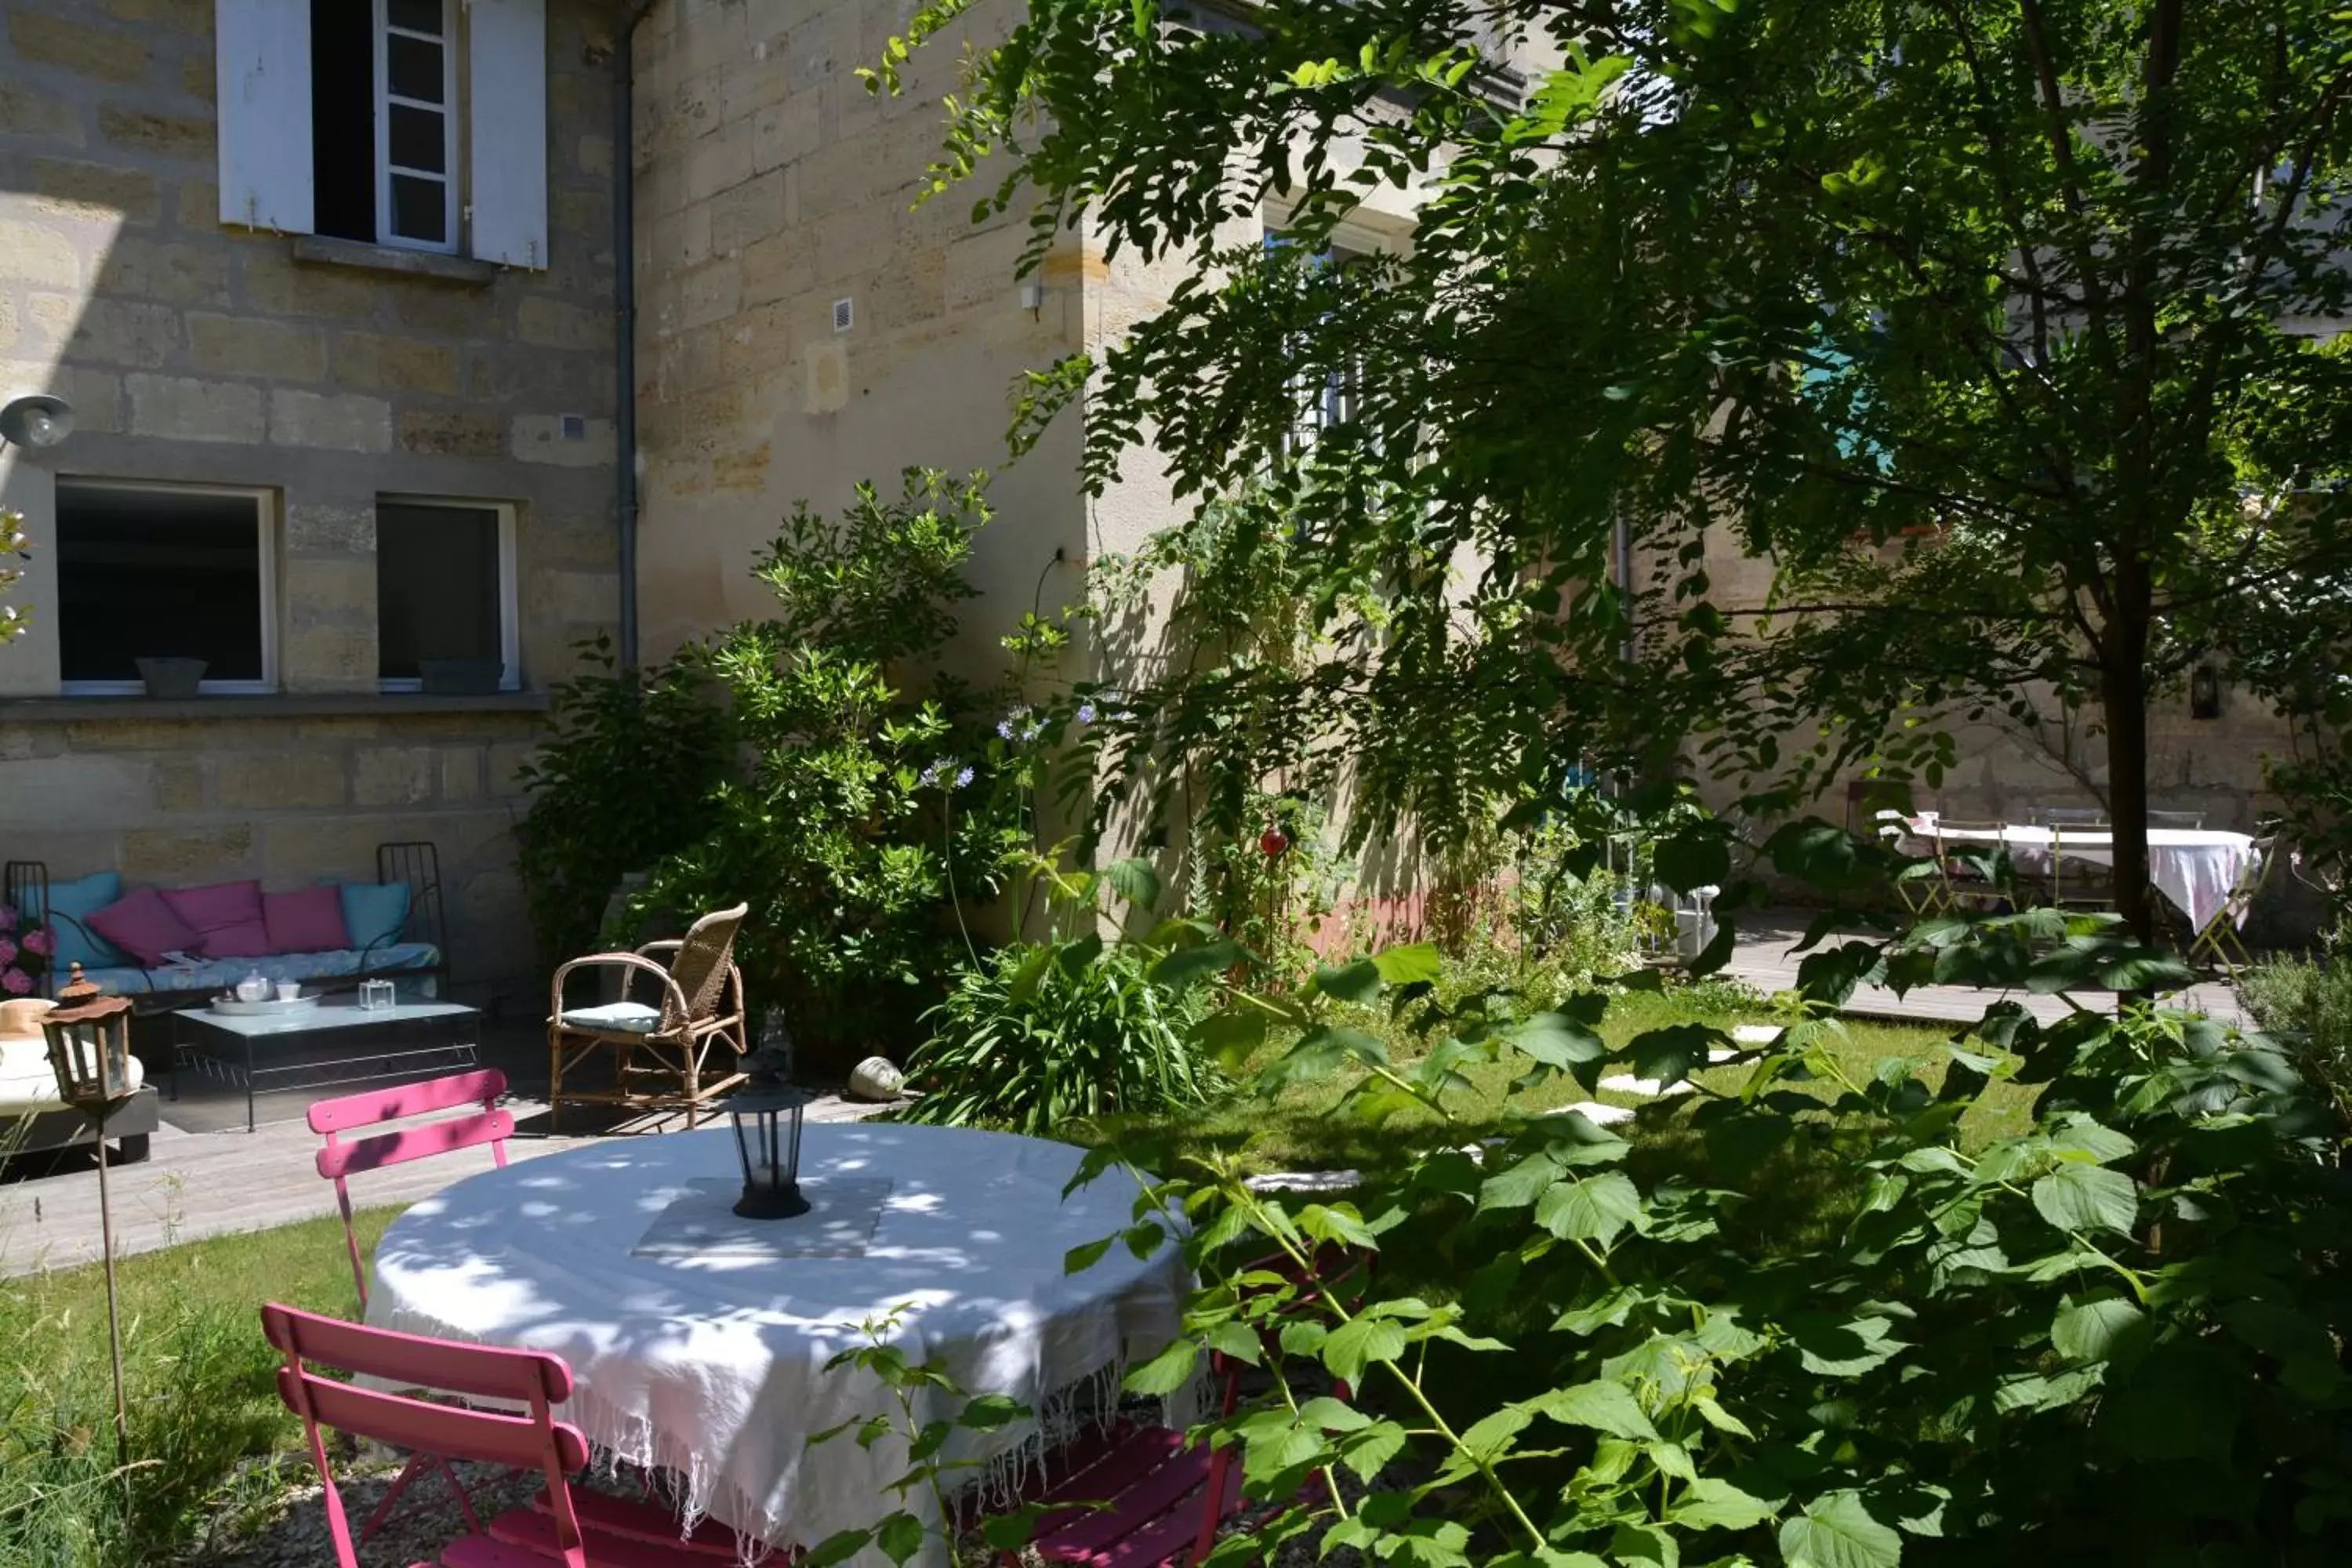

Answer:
[419,659,502,696]
[134,657,207,699]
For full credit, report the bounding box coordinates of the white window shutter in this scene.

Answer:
[214,0,314,234]
[466,0,549,268]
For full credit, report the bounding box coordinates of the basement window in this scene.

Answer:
[56,481,274,695]
[376,498,518,691]
[310,0,459,253]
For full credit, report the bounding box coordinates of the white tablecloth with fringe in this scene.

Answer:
[366,1122,1189,1562]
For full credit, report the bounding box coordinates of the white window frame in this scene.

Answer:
[374,495,521,694]
[373,0,462,255]
[55,479,278,698]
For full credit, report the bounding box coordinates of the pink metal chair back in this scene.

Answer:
[260,1303,593,1568]
[309,1069,514,1310]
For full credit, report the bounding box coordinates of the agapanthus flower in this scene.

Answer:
[20,927,49,956]
[2,968,31,996]
[996,706,1029,740]
[1075,702,1098,724]
[954,766,975,789]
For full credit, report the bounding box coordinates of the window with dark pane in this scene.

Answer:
[378,0,455,251]
[377,501,503,681]
[310,0,376,242]
[56,484,265,684]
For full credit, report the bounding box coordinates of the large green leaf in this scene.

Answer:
[2030,1163,2138,1236]
[1508,1011,1609,1069]
[1778,1490,1903,1568]
[1529,1379,1660,1441]
[1100,856,1162,913]
[2051,1294,2146,1366]
[1313,956,1382,1005]
[1370,942,1443,985]
[1534,1171,1643,1248]
[1321,1316,1409,1382]
[1668,1475,1779,1530]
[1151,938,1243,992]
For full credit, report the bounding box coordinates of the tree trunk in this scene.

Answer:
[2098,593,2156,948]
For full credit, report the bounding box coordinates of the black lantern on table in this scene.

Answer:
[728,1040,811,1219]
[38,963,136,1462]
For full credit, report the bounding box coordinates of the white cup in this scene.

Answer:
[275,981,301,1002]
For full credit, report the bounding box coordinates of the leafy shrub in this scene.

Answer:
[1069,872,2352,1566]
[900,937,1214,1134]
[520,470,1022,1068]
[2241,954,2352,1124]
[514,639,732,967]
[901,858,1224,1133]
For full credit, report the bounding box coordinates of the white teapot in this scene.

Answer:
[234,971,270,1003]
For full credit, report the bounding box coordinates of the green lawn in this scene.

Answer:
[0,1207,401,1567]
[1069,987,2042,1176]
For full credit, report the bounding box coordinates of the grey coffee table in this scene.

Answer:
[169,993,480,1132]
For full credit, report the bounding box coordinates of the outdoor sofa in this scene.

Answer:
[2,842,450,1011]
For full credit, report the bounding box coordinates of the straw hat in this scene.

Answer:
[0,998,56,1041]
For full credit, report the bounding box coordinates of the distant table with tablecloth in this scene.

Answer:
[1897,818,2256,931]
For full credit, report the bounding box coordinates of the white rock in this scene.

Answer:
[1244,1170,1363,1193]
[1731,1024,1782,1045]
[1599,1074,1697,1098]
[1546,1101,1637,1127]
[846,1055,906,1102]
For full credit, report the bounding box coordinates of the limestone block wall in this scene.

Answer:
[1681,539,2299,829]
[0,703,546,1007]
[630,0,1090,676]
[0,0,623,996]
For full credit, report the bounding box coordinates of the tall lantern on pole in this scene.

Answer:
[39,962,136,1463]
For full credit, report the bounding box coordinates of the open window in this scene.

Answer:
[376,497,518,691]
[55,481,276,695]
[215,0,548,267]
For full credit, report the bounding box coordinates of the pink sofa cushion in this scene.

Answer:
[159,880,274,960]
[263,886,351,956]
[87,887,201,968]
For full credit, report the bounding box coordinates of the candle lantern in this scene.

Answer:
[728,1040,810,1219]
[42,975,136,1112]
[38,964,136,1463]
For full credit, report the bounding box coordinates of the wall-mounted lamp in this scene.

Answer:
[2190,663,2221,720]
[1018,281,1044,315]
[0,394,74,451]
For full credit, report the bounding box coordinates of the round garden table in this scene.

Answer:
[365,1121,1189,1559]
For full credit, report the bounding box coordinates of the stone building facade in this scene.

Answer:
[0,0,625,1003]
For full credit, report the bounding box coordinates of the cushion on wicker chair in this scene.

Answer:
[557,1001,665,1033]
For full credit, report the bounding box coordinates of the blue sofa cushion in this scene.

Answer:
[23,871,129,971]
[339,883,412,951]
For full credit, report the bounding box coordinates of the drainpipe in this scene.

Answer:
[614,1,659,673]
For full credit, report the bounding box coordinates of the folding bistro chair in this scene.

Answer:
[1931,821,2013,913]
[1880,812,1947,915]
[310,1069,514,1312]
[548,903,752,1131]
[260,1303,747,1567]
[993,1245,1372,1568]
[2187,837,2274,974]
[2048,822,2117,912]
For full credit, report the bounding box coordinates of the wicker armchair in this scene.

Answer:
[547,902,751,1131]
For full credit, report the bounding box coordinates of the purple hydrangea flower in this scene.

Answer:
[0,904,16,932]
[2,968,31,996]
[0,937,15,969]
[20,927,51,957]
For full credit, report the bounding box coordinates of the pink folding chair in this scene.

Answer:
[262,1303,752,1568]
[1000,1245,1372,1568]
[310,1069,515,1312]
